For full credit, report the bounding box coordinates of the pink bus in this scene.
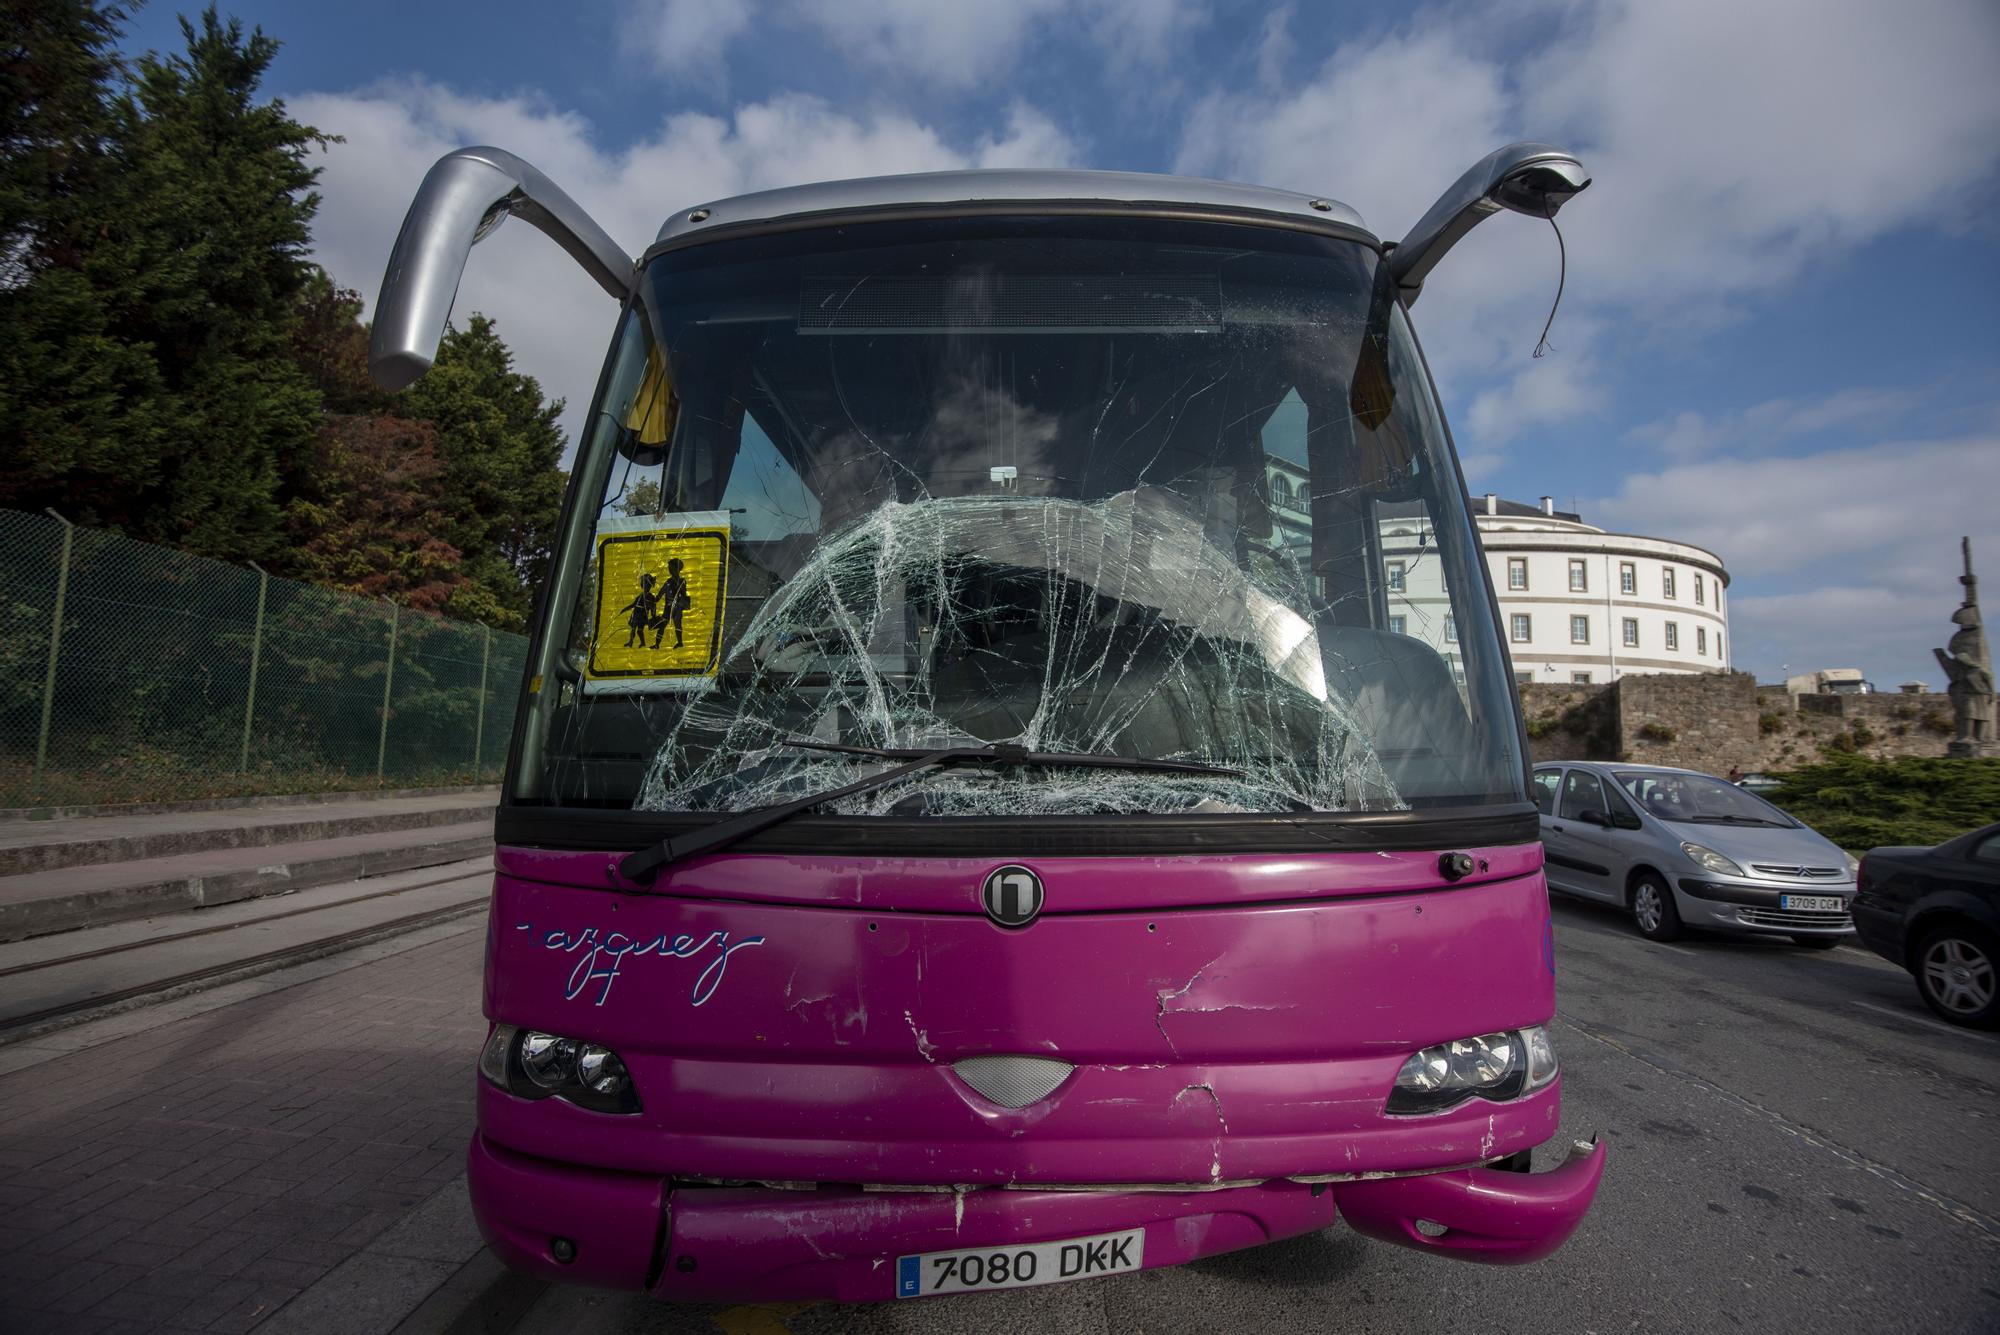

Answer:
[371,143,1605,1301]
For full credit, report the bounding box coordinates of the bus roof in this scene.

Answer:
[651,168,1370,250]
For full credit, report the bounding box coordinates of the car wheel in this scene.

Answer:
[1914,923,2000,1029]
[1630,874,1683,942]
[1791,935,1841,950]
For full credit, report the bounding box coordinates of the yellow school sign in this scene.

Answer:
[587,511,731,688]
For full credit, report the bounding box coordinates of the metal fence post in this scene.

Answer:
[376,601,399,781]
[473,624,491,773]
[32,509,75,799]
[239,562,270,773]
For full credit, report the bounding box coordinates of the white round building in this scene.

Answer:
[1377,494,1730,686]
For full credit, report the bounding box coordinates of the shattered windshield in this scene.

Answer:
[513,217,1523,819]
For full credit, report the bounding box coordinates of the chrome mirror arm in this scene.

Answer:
[1388,142,1590,305]
[369,146,637,391]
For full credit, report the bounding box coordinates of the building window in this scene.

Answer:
[1569,559,1588,592]
[1444,615,1457,643]
[1511,613,1532,643]
[1666,622,1680,651]
[1515,670,1533,686]
[1717,634,1724,661]
[1619,562,1636,595]
[1663,567,1677,599]
[1697,626,1707,655]
[1388,615,1407,635]
[1695,573,1705,605]
[1507,557,1528,590]
[1622,617,1639,648]
[1386,560,1406,593]
[1570,615,1589,644]
[1572,672,1592,684]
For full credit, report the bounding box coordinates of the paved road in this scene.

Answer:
[1,891,1994,1333]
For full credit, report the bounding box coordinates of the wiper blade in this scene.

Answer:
[1685,813,1777,825]
[618,740,1243,883]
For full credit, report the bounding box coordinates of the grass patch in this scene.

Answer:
[1765,755,2000,852]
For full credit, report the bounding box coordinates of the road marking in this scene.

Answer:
[1847,999,1995,1041]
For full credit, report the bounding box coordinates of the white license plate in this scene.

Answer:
[895,1227,1144,1298]
[1780,894,1843,912]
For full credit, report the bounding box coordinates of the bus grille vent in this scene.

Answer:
[953,1055,1075,1108]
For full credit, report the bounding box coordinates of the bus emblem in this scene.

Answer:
[982,866,1044,928]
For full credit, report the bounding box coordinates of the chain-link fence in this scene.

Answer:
[0,508,530,808]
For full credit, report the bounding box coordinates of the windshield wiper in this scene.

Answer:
[1684,813,1783,826]
[618,740,1244,882]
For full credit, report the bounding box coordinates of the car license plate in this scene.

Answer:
[1780,894,1843,912]
[895,1227,1144,1298]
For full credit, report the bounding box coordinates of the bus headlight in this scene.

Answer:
[1387,1025,1558,1115]
[478,1024,641,1114]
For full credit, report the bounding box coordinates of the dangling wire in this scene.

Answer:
[1532,202,1567,359]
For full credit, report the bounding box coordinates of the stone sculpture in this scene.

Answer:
[1934,537,1995,759]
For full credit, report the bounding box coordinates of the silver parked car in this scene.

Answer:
[1532,762,1859,946]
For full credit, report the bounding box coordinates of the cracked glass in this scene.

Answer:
[515,217,1522,819]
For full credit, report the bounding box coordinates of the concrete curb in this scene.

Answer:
[0,827,493,944]
[0,782,500,825]
[0,798,497,877]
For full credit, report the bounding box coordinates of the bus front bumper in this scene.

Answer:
[467,1132,1605,1301]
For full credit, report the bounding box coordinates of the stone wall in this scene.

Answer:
[1516,674,1955,773]
[1617,672,1762,771]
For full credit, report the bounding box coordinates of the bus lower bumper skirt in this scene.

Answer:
[467,1134,1604,1300]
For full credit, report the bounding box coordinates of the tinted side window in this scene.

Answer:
[1973,833,2000,865]
[1532,770,1562,815]
[1561,770,1606,821]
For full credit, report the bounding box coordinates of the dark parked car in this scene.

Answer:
[1852,822,2000,1028]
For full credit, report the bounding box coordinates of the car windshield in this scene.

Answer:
[1614,771,1793,826]
[511,216,1523,818]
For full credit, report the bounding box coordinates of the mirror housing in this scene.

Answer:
[1611,810,1644,831]
[1389,142,1590,305]
[1575,809,1609,827]
[370,146,636,391]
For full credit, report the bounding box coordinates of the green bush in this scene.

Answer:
[1637,722,1676,742]
[1758,711,1787,736]
[1764,756,2000,852]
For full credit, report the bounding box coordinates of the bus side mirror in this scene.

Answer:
[370,145,637,392]
[1388,142,1590,305]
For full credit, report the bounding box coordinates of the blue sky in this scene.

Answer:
[125,1,2000,689]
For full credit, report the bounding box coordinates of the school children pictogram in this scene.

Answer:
[588,512,731,687]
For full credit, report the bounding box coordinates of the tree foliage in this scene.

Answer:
[0,2,569,629]
[1767,755,2000,852]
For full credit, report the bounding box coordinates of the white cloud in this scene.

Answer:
[1625,388,1929,460]
[1727,586,1954,689]
[1583,432,1999,684]
[1464,352,1606,446]
[620,0,756,83]
[1585,433,1999,578]
[294,83,1078,449]
[1173,0,2000,447]
[624,0,1207,89]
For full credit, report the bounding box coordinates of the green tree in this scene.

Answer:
[0,0,168,523]
[107,6,330,560]
[399,314,568,628]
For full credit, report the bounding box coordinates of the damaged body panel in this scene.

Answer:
[370,154,1604,1301]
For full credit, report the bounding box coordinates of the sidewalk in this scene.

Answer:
[0,919,489,1332]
